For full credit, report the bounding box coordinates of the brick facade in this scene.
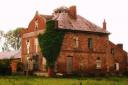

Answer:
[21,11,46,72]
[21,6,127,75]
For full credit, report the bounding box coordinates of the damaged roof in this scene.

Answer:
[40,6,109,34]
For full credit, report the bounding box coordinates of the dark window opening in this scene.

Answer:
[88,38,93,49]
[111,48,114,55]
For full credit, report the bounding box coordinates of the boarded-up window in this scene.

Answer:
[73,36,79,48]
[96,57,101,69]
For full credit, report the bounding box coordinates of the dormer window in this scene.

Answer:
[73,36,79,48]
[35,19,38,30]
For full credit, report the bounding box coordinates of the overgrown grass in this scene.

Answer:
[0,76,128,85]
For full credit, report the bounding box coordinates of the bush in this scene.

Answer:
[0,59,11,75]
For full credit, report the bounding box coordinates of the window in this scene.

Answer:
[111,48,114,55]
[35,38,38,52]
[26,39,30,54]
[35,19,38,29]
[96,57,101,69]
[88,38,93,49]
[73,36,79,48]
[114,63,119,71]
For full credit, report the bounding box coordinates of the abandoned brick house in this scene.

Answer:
[21,6,128,75]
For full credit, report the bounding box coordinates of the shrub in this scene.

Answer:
[0,59,11,75]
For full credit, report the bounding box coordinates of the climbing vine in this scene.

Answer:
[38,20,65,68]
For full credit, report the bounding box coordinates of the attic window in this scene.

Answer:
[35,19,38,30]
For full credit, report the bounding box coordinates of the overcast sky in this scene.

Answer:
[0,0,128,51]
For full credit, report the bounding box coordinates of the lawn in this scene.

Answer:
[0,76,128,85]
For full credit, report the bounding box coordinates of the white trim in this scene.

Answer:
[23,30,45,38]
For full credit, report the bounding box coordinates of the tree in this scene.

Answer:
[0,30,6,51]
[4,28,23,50]
[38,20,65,76]
[0,30,4,44]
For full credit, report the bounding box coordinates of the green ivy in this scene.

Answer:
[38,20,65,68]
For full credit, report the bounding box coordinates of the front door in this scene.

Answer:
[33,55,39,71]
[66,56,73,74]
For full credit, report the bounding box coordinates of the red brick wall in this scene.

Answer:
[108,41,127,73]
[57,32,109,74]
[21,13,45,71]
[56,32,127,75]
[21,12,127,75]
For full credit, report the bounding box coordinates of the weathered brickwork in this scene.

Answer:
[21,12,46,72]
[21,6,127,75]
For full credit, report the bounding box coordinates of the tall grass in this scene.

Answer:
[0,76,127,85]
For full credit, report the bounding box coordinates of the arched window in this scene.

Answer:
[96,57,101,69]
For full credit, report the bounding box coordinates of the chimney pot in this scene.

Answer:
[103,19,106,30]
[117,44,123,49]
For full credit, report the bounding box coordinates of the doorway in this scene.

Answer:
[66,56,73,74]
[33,55,39,71]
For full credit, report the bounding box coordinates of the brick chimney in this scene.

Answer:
[103,19,106,30]
[36,10,39,15]
[68,6,77,19]
[117,44,123,49]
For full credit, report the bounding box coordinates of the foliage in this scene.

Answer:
[0,30,4,37]
[4,27,23,50]
[38,20,65,68]
[0,59,11,75]
[0,30,5,51]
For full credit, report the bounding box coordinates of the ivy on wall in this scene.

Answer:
[38,20,65,68]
